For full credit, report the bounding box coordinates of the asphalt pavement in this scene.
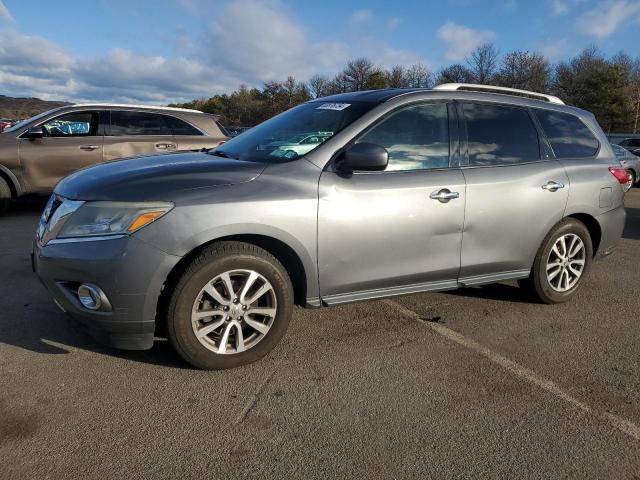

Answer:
[1,190,639,479]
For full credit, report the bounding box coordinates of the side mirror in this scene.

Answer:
[24,126,44,139]
[341,142,388,172]
[632,148,640,157]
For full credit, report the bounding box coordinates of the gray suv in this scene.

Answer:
[0,104,228,213]
[33,84,627,369]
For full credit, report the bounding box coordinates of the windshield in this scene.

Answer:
[3,107,67,133]
[209,101,376,162]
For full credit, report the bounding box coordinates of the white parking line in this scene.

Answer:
[383,299,640,442]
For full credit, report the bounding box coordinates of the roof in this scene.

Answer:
[70,103,203,113]
[316,84,566,107]
[315,88,427,103]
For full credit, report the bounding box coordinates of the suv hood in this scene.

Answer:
[55,151,267,201]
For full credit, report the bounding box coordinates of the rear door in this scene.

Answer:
[19,110,104,192]
[103,110,177,161]
[458,101,569,283]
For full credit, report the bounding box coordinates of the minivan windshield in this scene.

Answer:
[209,101,376,162]
[3,107,67,133]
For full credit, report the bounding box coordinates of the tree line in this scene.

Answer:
[170,44,640,134]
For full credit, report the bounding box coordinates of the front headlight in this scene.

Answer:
[57,201,174,238]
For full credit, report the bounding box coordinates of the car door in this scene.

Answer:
[457,101,570,283]
[318,102,466,304]
[19,110,104,192]
[103,110,177,161]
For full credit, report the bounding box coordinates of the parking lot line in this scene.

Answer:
[382,299,640,442]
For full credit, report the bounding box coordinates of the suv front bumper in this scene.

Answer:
[33,235,181,350]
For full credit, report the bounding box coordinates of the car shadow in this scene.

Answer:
[0,301,192,369]
[623,207,640,240]
[444,282,536,304]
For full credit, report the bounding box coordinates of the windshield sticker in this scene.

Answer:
[316,103,351,111]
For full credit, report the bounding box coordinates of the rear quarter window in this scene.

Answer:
[535,109,599,158]
[163,115,203,136]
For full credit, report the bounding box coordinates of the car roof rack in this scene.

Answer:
[433,83,564,105]
[71,103,203,113]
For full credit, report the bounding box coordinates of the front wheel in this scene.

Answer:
[520,219,593,304]
[166,242,293,369]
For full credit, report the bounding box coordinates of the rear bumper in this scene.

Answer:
[595,205,626,258]
[33,235,181,350]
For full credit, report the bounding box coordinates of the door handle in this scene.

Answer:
[155,143,176,150]
[79,145,100,151]
[541,181,565,192]
[430,189,460,203]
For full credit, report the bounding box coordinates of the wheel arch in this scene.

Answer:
[0,164,22,198]
[157,234,312,335]
[565,213,602,256]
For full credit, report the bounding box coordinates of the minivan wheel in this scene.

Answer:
[520,219,593,304]
[0,177,11,215]
[166,241,293,370]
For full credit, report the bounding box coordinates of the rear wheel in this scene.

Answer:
[166,241,293,369]
[519,219,593,304]
[0,177,11,215]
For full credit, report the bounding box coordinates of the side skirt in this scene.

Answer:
[319,269,531,307]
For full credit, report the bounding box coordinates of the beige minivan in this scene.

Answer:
[0,104,228,213]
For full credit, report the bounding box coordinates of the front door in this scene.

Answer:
[318,102,466,304]
[457,102,570,282]
[19,110,103,192]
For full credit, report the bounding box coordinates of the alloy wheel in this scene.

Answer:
[546,233,586,292]
[191,269,277,354]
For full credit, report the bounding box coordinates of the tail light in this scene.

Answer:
[609,167,630,186]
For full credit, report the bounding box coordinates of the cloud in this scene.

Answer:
[388,17,402,30]
[0,1,351,103]
[0,0,422,104]
[206,0,348,84]
[576,0,640,38]
[551,0,586,15]
[350,9,373,25]
[436,22,495,61]
[0,1,12,21]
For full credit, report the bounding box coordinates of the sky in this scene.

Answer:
[1,0,639,104]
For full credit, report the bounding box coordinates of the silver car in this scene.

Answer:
[33,84,627,369]
[611,143,640,187]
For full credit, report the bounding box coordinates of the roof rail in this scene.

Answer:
[71,103,203,113]
[433,83,564,105]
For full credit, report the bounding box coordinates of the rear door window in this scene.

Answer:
[109,111,171,136]
[463,103,540,166]
[534,109,599,158]
[163,115,203,136]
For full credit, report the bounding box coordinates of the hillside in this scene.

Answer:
[0,95,71,120]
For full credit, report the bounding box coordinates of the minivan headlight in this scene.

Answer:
[57,201,174,238]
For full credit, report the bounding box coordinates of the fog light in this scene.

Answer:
[77,284,103,311]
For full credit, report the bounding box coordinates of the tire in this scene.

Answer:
[166,241,293,370]
[519,218,593,304]
[0,177,11,215]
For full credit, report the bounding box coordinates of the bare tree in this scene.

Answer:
[405,62,433,88]
[467,43,499,84]
[343,58,376,91]
[496,50,550,92]
[385,65,409,88]
[308,74,329,98]
[435,64,474,84]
